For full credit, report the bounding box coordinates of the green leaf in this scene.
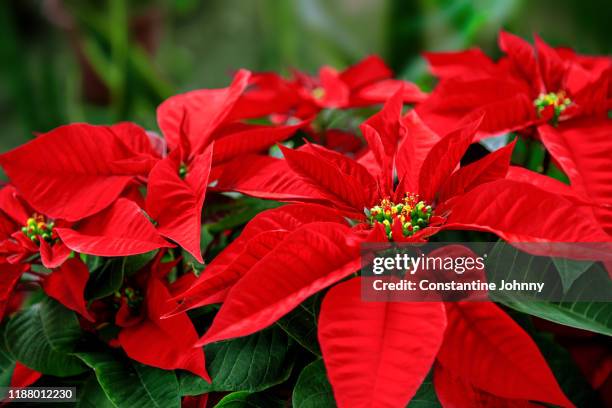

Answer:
[206,198,281,234]
[0,325,15,387]
[407,373,441,408]
[552,258,594,293]
[4,298,86,376]
[86,258,124,301]
[213,391,285,408]
[76,352,180,408]
[179,327,293,396]
[277,294,322,356]
[292,359,336,408]
[86,252,157,301]
[487,243,612,336]
[122,251,158,276]
[76,376,116,408]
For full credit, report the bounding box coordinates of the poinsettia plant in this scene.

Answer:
[0,37,611,408]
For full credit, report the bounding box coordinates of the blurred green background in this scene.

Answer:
[1,0,611,153]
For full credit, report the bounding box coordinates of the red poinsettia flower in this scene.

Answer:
[416,31,612,140]
[0,184,170,269]
[165,95,609,406]
[0,183,170,323]
[233,55,427,120]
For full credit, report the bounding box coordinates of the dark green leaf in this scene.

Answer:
[75,376,115,408]
[180,327,293,396]
[0,324,15,387]
[213,391,285,408]
[292,359,336,408]
[277,295,322,356]
[407,374,441,408]
[122,251,158,276]
[76,352,180,408]
[552,258,594,293]
[486,243,612,336]
[85,258,124,301]
[4,298,86,376]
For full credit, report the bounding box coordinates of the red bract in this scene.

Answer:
[42,258,95,322]
[233,55,427,120]
[0,185,169,268]
[538,119,612,235]
[113,253,209,380]
[416,31,612,140]
[0,123,160,221]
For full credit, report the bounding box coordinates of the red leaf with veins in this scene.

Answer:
[318,277,446,408]
[442,180,610,245]
[498,31,543,92]
[424,48,497,81]
[43,258,94,322]
[212,122,304,165]
[539,120,612,234]
[418,115,482,202]
[146,146,213,263]
[157,69,250,156]
[198,222,362,345]
[394,111,441,195]
[506,166,588,204]
[437,303,573,408]
[168,230,288,314]
[118,277,209,381]
[56,198,171,257]
[176,203,348,295]
[280,145,376,213]
[0,123,157,221]
[216,155,329,203]
[438,139,516,202]
[361,89,405,158]
[170,204,351,315]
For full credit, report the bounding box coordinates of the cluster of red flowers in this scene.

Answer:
[1,32,611,407]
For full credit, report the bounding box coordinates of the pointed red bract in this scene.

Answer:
[42,258,94,322]
[157,69,251,156]
[418,115,483,201]
[171,203,349,314]
[539,120,612,234]
[442,179,610,244]
[438,139,516,202]
[199,222,362,345]
[10,362,42,387]
[436,302,573,408]
[0,123,157,221]
[280,145,377,214]
[56,198,171,257]
[318,278,446,408]
[118,277,209,380]
[216,155,330,203]
[146,146,213,263]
